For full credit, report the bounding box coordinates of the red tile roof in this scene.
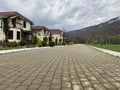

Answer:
[0,11,33,25]
[32,26,48,30]
[49,29,62,34]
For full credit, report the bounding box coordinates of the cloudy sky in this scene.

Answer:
[0,0,120,31]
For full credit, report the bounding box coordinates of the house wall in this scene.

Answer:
[0,17,32,43]
[8,28,21,42]
[33,29,44,41]
[33,29,50,43]
[23,21,31,31]
[0,30,5,41]
[0,18,1,26]
[46,31,51,43]
[52,32,63,44]
[9,17,31,42]
[0,19,5,41]
[9,17,31,31]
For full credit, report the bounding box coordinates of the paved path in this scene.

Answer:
[0,44,120,90]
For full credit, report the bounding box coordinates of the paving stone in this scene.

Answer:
[88,76,97,81]
[21,80,33,85]
[41,81,51,86]
[111,82,120,88]
[103,83,116,89]
[73,84,83,90]
[52,79,61,84]
[5,87,16,90]
[84,87,95,90]
[14,78,26,83]
[61,88,72,90]
[0,84,8,89]
[71,79,81,85]
[93,84,106,90]
[44,77,53,82]
[50,85,61,90]
[62,82,72,88]
[32,79,43,84]
[62,77,70,82]
[81,81,92,87]
[80,78,88,81]
[28,84,39,89]
[38,86,50,90]
[16,86,28,90]
[0,44,120,90]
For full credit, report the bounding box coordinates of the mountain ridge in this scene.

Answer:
[65,16,120,44]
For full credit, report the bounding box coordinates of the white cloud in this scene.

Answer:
[0,0,120,31]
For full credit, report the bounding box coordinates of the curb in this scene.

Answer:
[91,46,120,57]
[0,45,65,55]
[0,47,50,55]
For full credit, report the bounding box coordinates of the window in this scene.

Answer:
[12,18,16,28]
[17,31,20,40]
[60,33,63,37]
[8,30,13,39]
[38,33,41,36]
[23,21,26,28]
[44,30,46,35]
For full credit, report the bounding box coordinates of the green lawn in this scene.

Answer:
[0,45,42,50]
[90,44,120,52]
[0,46,25,50]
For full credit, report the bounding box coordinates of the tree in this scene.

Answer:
[32,35,38,45]
[55,38,58,45]
[43,37,48,43]
[59,39,62,45]
[3,17,10,42]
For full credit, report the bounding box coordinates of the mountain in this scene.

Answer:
[65,17,120,44]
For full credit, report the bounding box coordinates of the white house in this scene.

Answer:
[0,12,33,43]
[32,26,50,43]
[49,29,63,44]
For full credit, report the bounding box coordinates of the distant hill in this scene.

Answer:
[65,17,120,44]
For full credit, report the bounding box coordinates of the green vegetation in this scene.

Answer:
[19,39,27,46]
[0,35,64,50]
[0,46,24,50]
[5,41,18,47]
[49,41,55,47]
[42,41,48,46]
[32,35,38,45]
[37,41,42,47]
[90,44,120,52]
[3,17,10,42]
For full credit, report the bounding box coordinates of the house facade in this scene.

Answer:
[32,26,50,43]
[49,29,63,44]
[0,12,33,43]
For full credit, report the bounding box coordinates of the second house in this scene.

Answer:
[32,26,51,44]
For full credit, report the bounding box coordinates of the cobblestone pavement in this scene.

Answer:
[0,44,120,90]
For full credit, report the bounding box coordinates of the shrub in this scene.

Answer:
[0,41,2,46]
[0,40,7,47]
[37,41,42,47]
[42,41,47,46]
[32,35,38,45]
[43,37,48,42]
[26,45,34,48]
[49,41,55,47]
[55,38,58,45]
[6,41,18,47]
[62,42,66,45]
[19,39,26,46]
[69,42,74,45]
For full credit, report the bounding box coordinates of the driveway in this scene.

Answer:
[0,44,120,90]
